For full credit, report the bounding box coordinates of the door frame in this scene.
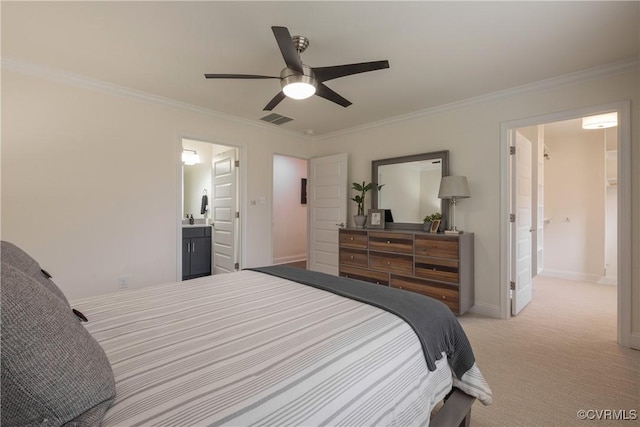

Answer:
[176,135,246,280]
[499,100,632,348]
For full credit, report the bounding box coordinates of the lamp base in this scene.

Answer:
[444,229,463,234]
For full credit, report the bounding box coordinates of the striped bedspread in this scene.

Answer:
[73,270,491,426]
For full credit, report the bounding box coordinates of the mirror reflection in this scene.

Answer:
[372,150,449,228]
[377,160,442,223]
[183,163,211,220]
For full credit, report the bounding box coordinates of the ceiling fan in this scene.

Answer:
[204,26,390,111]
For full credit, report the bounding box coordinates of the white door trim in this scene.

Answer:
[499,100,632,348]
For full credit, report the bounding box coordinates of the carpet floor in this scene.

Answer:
[458,276,639,426]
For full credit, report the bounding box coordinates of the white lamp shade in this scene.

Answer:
[582,112,618,129]
[438,176,471,199]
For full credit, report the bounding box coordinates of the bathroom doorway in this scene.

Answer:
[180,138,241,278]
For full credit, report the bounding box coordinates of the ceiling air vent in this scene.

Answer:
[260,113,293,126]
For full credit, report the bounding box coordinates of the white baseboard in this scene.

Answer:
[539,269,602,284]
[469,302,501,319]
[273,254,307,265]
[630,333,640,350]
[596,276,618,286]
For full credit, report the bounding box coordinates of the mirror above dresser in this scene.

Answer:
[371,150,449,230]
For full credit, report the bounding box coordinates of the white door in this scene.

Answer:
[308,153,348,275]
[512,131,533,315]
[212,149,238,274]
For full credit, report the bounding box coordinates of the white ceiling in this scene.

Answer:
[2,1,638,136]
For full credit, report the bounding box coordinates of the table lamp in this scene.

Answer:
[438,176,470,234]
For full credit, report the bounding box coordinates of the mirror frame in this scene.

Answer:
[371,150,450,230]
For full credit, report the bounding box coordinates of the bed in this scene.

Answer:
[1,241,492,427]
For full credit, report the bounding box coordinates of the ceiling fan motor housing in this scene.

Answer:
[292,35,310,53]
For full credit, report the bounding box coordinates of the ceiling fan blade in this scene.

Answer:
[204,74,279,79]
[263,91,287,111]
[272,26,303,73]
[313,60,390,82]
[315,83,352,108]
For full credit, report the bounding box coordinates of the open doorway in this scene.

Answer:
[500,101,632,348]
[272,154,308,268]
[179,138,241,279]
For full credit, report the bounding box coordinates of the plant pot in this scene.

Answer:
[423,222,432,232]
[354,215,367,228]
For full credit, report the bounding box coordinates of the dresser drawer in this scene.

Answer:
[368,232,414,254]
[339,248,368,268]
[415,235,459,259]
[390,275,460,313]
[415,256,460,284]
[339,229,368,249]
[369,251,413,275]
[340,265,389,286]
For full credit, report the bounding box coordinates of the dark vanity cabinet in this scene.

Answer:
[182,226,212,280]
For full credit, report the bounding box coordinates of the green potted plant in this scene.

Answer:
[351,181,383,228]
[423,212,442,231]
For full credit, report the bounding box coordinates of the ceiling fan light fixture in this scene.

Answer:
[283,81,316,99]
[281,66,317,100]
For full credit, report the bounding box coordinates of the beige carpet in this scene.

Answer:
[458,276,639,427]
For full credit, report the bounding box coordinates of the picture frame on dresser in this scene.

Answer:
[429,220,441,233]
[367,209,385,229]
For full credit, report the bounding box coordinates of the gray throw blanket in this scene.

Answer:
[249,265,475,379]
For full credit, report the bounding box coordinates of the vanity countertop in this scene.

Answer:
[182,224,212,228]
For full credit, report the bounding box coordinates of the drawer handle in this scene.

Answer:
[350,255,354,259]
[442,295,446,300]
[387,240,391,244]
[432,268,437,271]
[350,237,354,240]
[387,261,391,265]
[376,281,380,284]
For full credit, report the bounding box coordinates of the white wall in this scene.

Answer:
[2,62,638,345]
[312,69,639,326]
[272,155,308,264]
[1,70,312,298]
[543,131,605,282]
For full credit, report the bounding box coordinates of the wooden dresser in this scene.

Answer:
[338,228,474,315]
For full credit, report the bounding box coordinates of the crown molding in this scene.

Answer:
[1,56,313,141]
[317,56,640,140]
[3,56,637,141]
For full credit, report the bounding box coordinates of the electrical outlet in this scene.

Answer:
[118,276,130,289]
